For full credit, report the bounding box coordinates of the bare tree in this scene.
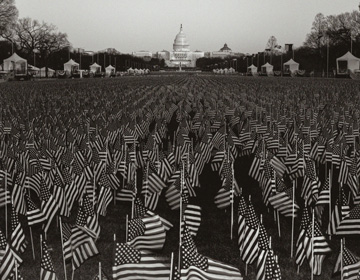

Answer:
[0,0,18,36]
[3,17,70,76]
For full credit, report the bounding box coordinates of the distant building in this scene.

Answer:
[211,43,242,58]
[132,51,153,61]
[164,24,204,68]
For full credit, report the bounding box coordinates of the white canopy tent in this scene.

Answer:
[261,62,274,74]
[39,67,55,77]
[283,59,299,73]
[127,67,135,74]
[90,62,102,74]
[3,53,27,75]
[105,65,115,76]
[64,59,79,74]
[336,51,360,75]
[247,64,258,74]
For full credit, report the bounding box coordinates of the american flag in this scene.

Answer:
[127,215,166,251]
[269,184,299,218]
[10,207,27,254]
[303,214,332,275]
[25,193,45,226]
[265,249,281,280]
[183,204,202,237]
[112,243,171,280]
[241,200,259,265]
[134,198,173,231]
[237,196,247,251]
[40,175,58,233]
[40,241,58,280]
[180,244,242,280]
[337,204,360,235]
[295,207,310,267]
[97,186,113,216]
[0,229,23,280]
[334,245,360,280]
[256,224,269,280]
[328,190,350,236]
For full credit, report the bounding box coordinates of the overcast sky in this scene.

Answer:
[15,0,360,54]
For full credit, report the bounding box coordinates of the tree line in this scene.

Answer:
[1,0,360,74]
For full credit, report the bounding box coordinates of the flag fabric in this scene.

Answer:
[0,230,23,280]
[127,215,166,251]
[303,214,332,275]
[25,193,45,226]
[10,207,27,254]
[296,208,310,267]
[241,200,259,264]
[269,185,299,218]
[237,196,247,251]
[180,244,242,280]
[183,204,202,236]
[327,190,350,236]
[40,240,58,280]
[97,186,113,216]
[256,224,269,280]
[112,243,170,280]
[40,175,58,233]
[337,204,360,235]
[265,249,281,280]
[134,198,173,231]
[333,245,360,280]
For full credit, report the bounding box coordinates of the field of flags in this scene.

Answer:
[1,76,360,279]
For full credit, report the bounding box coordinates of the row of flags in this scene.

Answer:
[2,75,360,278]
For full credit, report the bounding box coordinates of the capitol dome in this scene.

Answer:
[173,24,190,51]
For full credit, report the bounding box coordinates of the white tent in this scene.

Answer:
[145,69,150,74]
[261,62,274,74]
[90,62,101,74]
[283,59,299,73]
[229,67,235,73]
[105,65,115,76]
[39,67,55,78]
[64,59,79,74]
[336,51,360,75]
[247,64,258,74]
[127,67,134,74]
[3,53,27,75]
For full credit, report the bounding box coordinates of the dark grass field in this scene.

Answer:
[1,76,360,279]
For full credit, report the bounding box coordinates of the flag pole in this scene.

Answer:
[59,217,68,280]
[125,214,129,242]
[341,238,344,280]
[4,167,8,238]
[15,259,18,280]
[169,252,174,280]
[26,177,36,260]
[291,180,295,258]
[230,159,234,240]
[40,234,43,259]
[178,159,184,272]
[328,169,331,238]
[99,262,102,280]
[311,208,314,280]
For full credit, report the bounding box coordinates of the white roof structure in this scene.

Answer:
[3,53,27,71]
[247,64,258,73]
[105,65,115,71]
[64,59,79,72]
[90,62,101,73]
[261,62,273,73]
[336,51,360,74]
[283,59,299,73]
